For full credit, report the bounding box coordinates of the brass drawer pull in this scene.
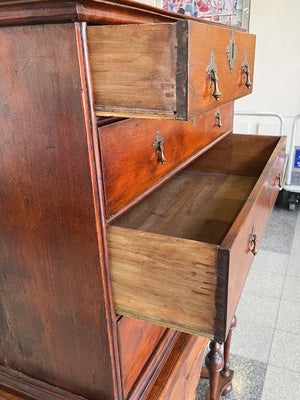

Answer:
[242,53,252,89]
[153,130,166,165]
[215,108,222,128]
[276,173,282,188]
[207,53,222,101]
[250,227,258,256]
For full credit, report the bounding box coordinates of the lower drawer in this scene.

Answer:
[145,333,208,400]
[107,134,286,341]
[117,317,166,398]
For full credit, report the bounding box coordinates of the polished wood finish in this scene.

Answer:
[88,21,255,119]
[0,0,187,27]
[0,0,250,29]
[201,316,236,400]
[0,23,118,400]
[0,2,270,400]
[0,367,86,400]
[187,133,281,176]
[117,318,166,398]
[219,136,286,331]
[107,134,286,341]
[99,103,233,219]
[146,334,208,400]
[205,342,224,400]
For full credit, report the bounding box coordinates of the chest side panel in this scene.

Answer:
[0,23,116,400]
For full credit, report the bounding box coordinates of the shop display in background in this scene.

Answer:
[163,0,250,30]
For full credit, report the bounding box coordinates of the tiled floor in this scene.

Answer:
[196,202,300,399]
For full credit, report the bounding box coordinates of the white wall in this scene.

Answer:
[234,0,300,147]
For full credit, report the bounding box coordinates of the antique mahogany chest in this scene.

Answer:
[0,1,285,400]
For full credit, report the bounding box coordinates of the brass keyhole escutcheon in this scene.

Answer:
[226,31,238,73]
[153,130,166,165]
[206,52,222,101]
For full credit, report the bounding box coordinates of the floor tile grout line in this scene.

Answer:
[241,289,286,301]
[264,234,294,367]
[268,362,300,374]
[236,319,279,330]
[260,251,293,398]
[261,207,300,399]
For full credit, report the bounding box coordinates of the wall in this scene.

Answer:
[234,0,300,148]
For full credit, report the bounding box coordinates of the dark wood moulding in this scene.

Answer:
[0,0,247,27]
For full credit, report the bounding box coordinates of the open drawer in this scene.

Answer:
[87,21,255,120]
[107,134,286,341]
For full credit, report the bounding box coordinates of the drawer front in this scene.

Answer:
[221,136,286,336]
[186,21,255,120]
[118,317,166,398]
[88,22,255,120]
[100,103,233,219]
[145,334,208,400]
[107,134,286,340]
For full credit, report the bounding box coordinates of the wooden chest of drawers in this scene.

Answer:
[0,1,284,400]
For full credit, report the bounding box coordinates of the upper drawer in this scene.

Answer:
[87,21,255,120]
[99,103,233,220]
[107,134,286,341]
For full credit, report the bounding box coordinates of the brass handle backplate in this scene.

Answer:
[153,130,166,165]
[207,52,222,101]
[250,227,258,255]
[242,53,252,89]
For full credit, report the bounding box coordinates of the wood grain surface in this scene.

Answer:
[88,23,177,117]
[187,20,256,119]
[187,133,281,176]
[87,21,255,119]
[0,23,116,400]
[221,135,286,335]
[108,225,219,337]
[0,0,189,27]
[99,103,233,219]
[145,333,208,400]
[117,318,166,398]
[0,367,87,400]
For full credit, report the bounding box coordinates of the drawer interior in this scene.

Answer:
[111,134,279,245]
[113,171,256,245]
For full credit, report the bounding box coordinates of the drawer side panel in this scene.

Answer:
[88,24,177,118]
[108,226,219,338]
